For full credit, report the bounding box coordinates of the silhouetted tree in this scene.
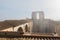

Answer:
[25,24,29,32]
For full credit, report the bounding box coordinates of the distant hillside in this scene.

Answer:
[0,19,32,30]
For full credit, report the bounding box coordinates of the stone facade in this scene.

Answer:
[1,21,33,34]
[32,11,45,33]
[32,11,55,33]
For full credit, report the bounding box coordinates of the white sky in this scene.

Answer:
[31,0,60,21]
[0,0,60,21]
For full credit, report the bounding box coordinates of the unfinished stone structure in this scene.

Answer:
[32,11,55,33]
[32,11,44,33]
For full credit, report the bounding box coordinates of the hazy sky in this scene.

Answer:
[0,0,60,21]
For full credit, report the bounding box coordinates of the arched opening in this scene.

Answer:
[17,27,24,34]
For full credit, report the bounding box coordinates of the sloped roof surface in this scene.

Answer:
[0,19,31,30]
